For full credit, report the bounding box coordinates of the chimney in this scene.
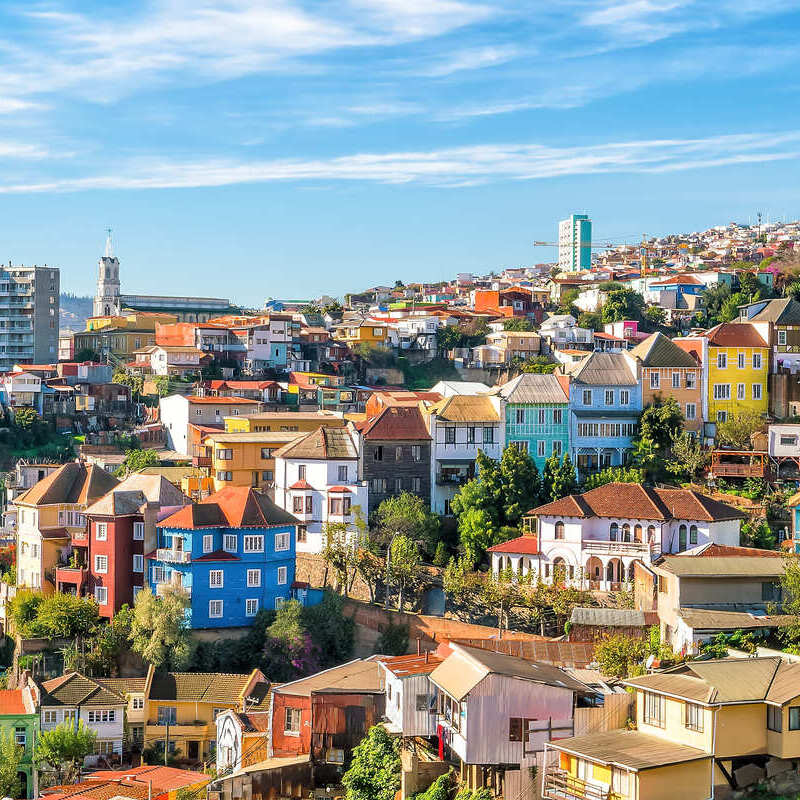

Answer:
[416,638,421,656]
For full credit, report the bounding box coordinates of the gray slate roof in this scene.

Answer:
[745,298,800,324]
[494,373,568,404]
[629,332,699,368]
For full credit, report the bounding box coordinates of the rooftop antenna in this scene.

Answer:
[104,227,114,258]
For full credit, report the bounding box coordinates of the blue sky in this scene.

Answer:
[1,0,799,304]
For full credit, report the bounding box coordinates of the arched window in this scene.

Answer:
[609,523,618,541]
[647,525,656,543]
[622,524,631,542]
[689,525,698,545]
[555,520,565,540]
[634,525,642,543]
[679,524,688,550]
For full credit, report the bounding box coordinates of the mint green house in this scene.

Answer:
[0,681,39,798]
[495,373,570,470]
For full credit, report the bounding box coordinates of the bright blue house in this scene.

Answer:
[494,373,570,471]
[562,352,642,478]
[147,486,300,629]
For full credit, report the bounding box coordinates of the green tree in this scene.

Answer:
[130,586,191,670]
[577,312,602,331]
[557,288,580,316]
[436,324,463,355]
[502,317,534,332]
[583,466,645,490]
[11,591,100,640]
[666,432,708,482]
[601,289,644,323]
[702,282,732,325]
[388,534,422,610]
[154,375,171,396]
[374,622,409,656]
[0,732,23,798]
[115,447,159,477]
[456,507,499,567]
[83,605,134,676]
[741,519,776,550]
[321,522,357,596]
[412,771,455,800]
[37,721,97,785]
[13,406,38,431]
[373,492,441,559]
[542,453,578,502]
[112,370,144,398]
[342,725,400,800]
[719,290,749,323]
[716,409,765,449]
[644,306,666,327]
[499,444,544,525]
[632,399,684,480]
[265,599,319,679]
[74,347,102,363]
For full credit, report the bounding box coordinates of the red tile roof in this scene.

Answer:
[650,274,704,286]
[186,396,261,405]
[681,543,783,558]
[289,479,313,490]
[359,404,431,441]
[328,486,353,493]
[529,483,745,522]
[704,322,768,348]
[488,535,540,555]
[0,688,28,715]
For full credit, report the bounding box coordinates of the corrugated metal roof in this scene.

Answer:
[677,607,794,631]
[495,373,569,404]
[659,556,786,577]
[629,332,699,368]
[569,607,646,627]
[563,352,637,386]
[429,395,500,422]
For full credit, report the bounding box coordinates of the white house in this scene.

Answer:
[379,652,444,738]
[0,371,42,412]
[39,672,127,764]
[422,394,503,515]
[538,315,593,351]
[143,345,208,377]
[273,425,368,554]
[490,482,745,591]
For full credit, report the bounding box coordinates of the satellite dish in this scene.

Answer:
[645,655,656,670]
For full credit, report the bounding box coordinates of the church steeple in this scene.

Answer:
[93,228,121,318]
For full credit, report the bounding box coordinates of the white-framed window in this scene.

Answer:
[778,330,787,346]
[338,465,348,481]
[277,566,288,585]
[132,697,144,710]
[649,372,660,389]
[685,403,697,420]
[582,389,592,405]
[537,408,546,425]
[14,726,26,747]
[552,440,562,456]
[275,597,286,610]
[717,410,727,422]
[132,554,144,573]
[672,372,681,389]
[94,555,108,574]
[223,534,237,553]
[216,471,233,482]
[216,448,233,460]
[619,390,629,405]
[284,707,302,735]
[604,389,614,405]
[713,384,731,400]
[95,586,108,605]
[553,408,563,424]
[96,523,107,541]
[753,352,763,370]
[275,532,290,552]
[247,569,261,587]
[244,535,264,553]
[717,352,727,369]
[209,599,223,618]
[515,408,525,424]
[737,383,746,400]
[686,371,696,389]
[737,352,746,369]
[203,534,213,553]
[209,570,224,588]
[133,521,144,540]
[537,440,546,457]
[43,710,58,724]
[246,598,259,617]
[753,383,762,400]
[87,709,115,723]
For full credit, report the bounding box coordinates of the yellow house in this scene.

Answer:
[86,311,178,332]
[704,322,769,422]
[201,430,304,491]
[143,666,269,764]
[223,410,347,433]
[334,320,389,348]
[14,463,119,594]
[544,657,800,800]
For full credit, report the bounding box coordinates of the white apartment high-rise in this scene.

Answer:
[0,264,59,371]
[558,213,592,272]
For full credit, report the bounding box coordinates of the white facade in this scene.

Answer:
[40,702,125,763]
[273,455,368,554]
[216,710,245,773]
[385,316,439,352]
[93,233,121,318]
[558,214,592,273]
[0,371,42,407]
[768,424,800,457]
[538,316,593,349]
[380,666,437,737]
[150,346,204,376]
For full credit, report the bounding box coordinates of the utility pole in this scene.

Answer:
[384,531,398,610]
[164,718,169,766]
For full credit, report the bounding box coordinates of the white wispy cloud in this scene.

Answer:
[1,130,797,192]
[414,45,521,77]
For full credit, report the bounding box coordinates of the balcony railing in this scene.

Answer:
[583,540,651,556]
[155,548,191,563]
[543,767,622,800]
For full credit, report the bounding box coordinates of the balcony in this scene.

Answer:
[145,722,210,738]
[543,767,622,800]
[710,450,770,479]
[193,455,212,468]
[55,564,88,591]
[583,540,652,557]
[155,548,191,563]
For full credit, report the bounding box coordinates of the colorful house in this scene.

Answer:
[493,373,569,471]
[333,320,389,348]
[0,679,39,798]
[223,410,346,434]
[147,486,299,629]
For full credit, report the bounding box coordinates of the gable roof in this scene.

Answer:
[704,322,768,348]
[148,670,266,705]
[529,482,745,522]
[274,657,387,697]
[159,486,299,530]
[272,426,359,460]
[41,673,125,707]
[629,332,700,368]
[85,474,189,516]
[745,297,800,325]
[427,395,500,423]
[649,273,704,286]
[494,373,569,404]
[487,535,540,555]
[358,405,430,441]
[562,352,637,386]
[16,462,119,508]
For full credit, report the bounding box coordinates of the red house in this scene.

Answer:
[83,474,189,617]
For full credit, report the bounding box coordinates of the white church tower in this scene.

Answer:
[93,229,121,318]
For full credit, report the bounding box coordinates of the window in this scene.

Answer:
[779,330,787,346]
[209,599,223,618]
[672,372,681,389]
[152,566,165,584]
[685,702,703,732]
[753,352,763,370]
[411,477,422,492]
[246,598,259,617]
[508,717,523,742]
[604,389,614,405]
[555,520,565,540]
[689,525,698,545]
[297,526,307,543]
[338,465,348,481]
[372,327,383,337]
[582,389,592,405]
[717,352,727,369]
[768,705,782,732]
[483,427,494,444]
[203,534,213,553]
[94,555,108,574]
[374,445,384,461]
[262,469,274,481]
[737,352,746,369]
[416,694,429,712]
[685,403,697,420]
[216,448,233,461]
[15,726,26,747]
[611,769,629,797]
[717,410,727,422]
[87,709,115,723]
[209,570,224,588]
[43,710,58,724]
[224,534,237,552]
[285,707,302,735]
[247,569,261,587]
[157,707,177,725]
[552,440,562,456]
[132,697,144,710]
[329,497,352,516]
[260,447,274,459]
[133,521,144,540]
[275,597,286,610]
[244,535,264,552]
[536,440,546,457]
[553,408,563,424]
[650,372,660,389]
[713,384,731,400]
[619,390,630,405]
[298,465,306,480]
[763,581,782,602]
[133,554,143,572]
[466,426,476,444]
[275,532,291,551]
[780,435,798,447]
[515,408,525,424]
[686,372,696,389]
[278,566,288,584]
[643,692,664,727]
[537,409,546,425]
[411,445,422,462]
[445,428,456,444]
[753,384,762,400]
[96,523,107,541]
[216,471,233,482]
[394,477,403,492]
[737,383,745,400]
[790,707,800,731]
[293,496,304,514]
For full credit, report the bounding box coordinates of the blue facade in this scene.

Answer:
[148,522,296,629]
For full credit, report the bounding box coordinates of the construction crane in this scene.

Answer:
[533,234,659,274]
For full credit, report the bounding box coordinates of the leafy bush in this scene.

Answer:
[374,623,409,656]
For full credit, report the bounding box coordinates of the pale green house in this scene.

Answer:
[0,679,39,798]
